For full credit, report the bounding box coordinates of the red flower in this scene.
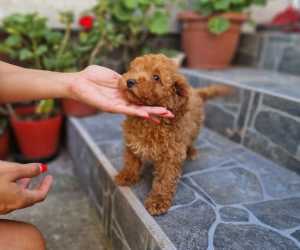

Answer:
[79,15,94,30]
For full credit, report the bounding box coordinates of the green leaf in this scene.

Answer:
[36,45,48,56]
[113,4,133,21]
[35,99,55,115]
[19,49,34,60]
[122,0,138,9]
[213,0,231,11]
[208,16,230,35]
[148,11,169,35]
[5,35,21,47]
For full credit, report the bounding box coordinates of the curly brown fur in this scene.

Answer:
[115,54,231,215]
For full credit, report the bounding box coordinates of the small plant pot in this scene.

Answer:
[178,11,246,69]
[62,99,98,117]
[0,128,9,160]
[10,107,62,160]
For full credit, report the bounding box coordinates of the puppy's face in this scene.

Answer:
[119,54,189,111]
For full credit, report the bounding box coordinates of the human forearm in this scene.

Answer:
[0,61,73,103]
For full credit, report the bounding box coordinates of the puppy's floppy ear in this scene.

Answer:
[173,74,188,97]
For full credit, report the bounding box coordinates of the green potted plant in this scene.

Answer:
[60,4,124,117]
[109,0,171,67]
[0,109,10,160]
[178,0,266,69]
[0,13,66,161]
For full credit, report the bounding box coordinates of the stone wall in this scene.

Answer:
[236,32,300,76]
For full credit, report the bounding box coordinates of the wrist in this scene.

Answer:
[51,71,79,99]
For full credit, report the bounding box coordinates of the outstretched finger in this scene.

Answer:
[6,163,47,181]
[139,106,174,118]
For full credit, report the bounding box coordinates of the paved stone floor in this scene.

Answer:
[79,114,300,250]
[1,151,110,250]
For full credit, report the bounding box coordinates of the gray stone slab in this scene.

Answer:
[191,167,264,205]
[279,47,300,76]
[214,223,299,250]
[237,144,300,198]
[204,104,236,137]
[245,198,300,230]
[79,114,124,142]
[263,94,300,117]
[292,230,300,242]
[183,145,230,174]
[242,128,300,175]
[155,200,216,250]
[219,207,249,222]
[181,67,300,103]
[112,189,149,250]
[254,110,300,155]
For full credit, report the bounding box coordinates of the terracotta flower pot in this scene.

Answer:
[62,99,98,117]
[178,11,247,69]
[10,107,62,160]
[0,128,9,160]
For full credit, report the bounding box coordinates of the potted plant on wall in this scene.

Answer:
[178,0,266,69]
[0,13,67,161]
[60,2,125,117]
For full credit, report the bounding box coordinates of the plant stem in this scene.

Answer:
[32,39,42,69]
[56,22,72,70]
[5,104,18,119]
[88,37,105,65]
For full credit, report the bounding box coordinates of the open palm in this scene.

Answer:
[69,65,174,120]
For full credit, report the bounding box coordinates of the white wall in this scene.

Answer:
[0,0,97,27]
[251,0,290,23]
[0,0,292,27]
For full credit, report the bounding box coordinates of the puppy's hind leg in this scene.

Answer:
[187,145,198,160]
[115,147,142,186]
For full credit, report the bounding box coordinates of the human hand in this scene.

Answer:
[0,161,52,214]
[66,65,174,121]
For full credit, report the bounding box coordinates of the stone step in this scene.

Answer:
[67,114,300,250]
[182,67,300,174]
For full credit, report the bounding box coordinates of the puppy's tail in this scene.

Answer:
[196,84,233,102]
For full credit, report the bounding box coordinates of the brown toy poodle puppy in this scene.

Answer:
[115,54,230,215]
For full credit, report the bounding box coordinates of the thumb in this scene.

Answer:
[7,163,46,181]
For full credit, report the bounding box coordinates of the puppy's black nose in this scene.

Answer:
[127,79,136,88]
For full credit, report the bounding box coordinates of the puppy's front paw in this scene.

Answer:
[144,195,172,216]
[115,170,140,186]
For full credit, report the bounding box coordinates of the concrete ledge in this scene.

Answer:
[67,117,176,250]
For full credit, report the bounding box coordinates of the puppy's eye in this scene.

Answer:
[153,75,160,81]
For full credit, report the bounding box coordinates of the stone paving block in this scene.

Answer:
[214,224,299,250]
[183,145,230,174]
[245,198,300,230]
[219,207,249,222]
[236,150,300,198]
[292,230,300,243]
[263,94,300,117]
[156,200,216,250]
[254,110,300,155]
[191,167,264,205]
